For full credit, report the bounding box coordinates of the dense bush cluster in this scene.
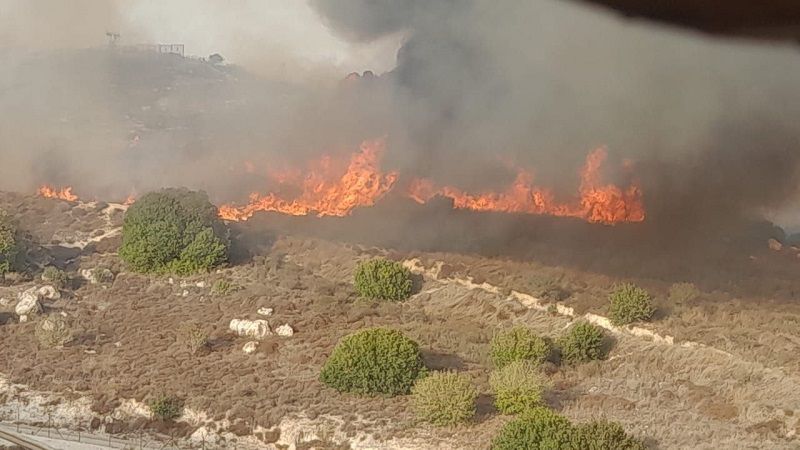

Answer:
[411,371,477,426]
[148,394,184,421]
[320,327,426,396]
[491,326,551,369]
[489,360,548,415]
[608,283,654,326]
[492,408,645,449]
[119,189,229,275]
[0,209,18,276]
[354,258,413,301]
[558,321,605,364]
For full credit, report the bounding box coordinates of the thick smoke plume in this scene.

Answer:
[310,0,800,226]
[1,0,799,229]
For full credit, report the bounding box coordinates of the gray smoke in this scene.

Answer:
[0,0,799,228]
[311,0,800,223]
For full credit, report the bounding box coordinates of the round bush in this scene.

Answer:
[574,420,646,450]
[491,326,551,369]
[492,407,575,450]
[668,282,700,304]
[558,321,605,364]
[119,188,229,275]
[354,258,413,301]
[320,327,426,396]
[411,371,477,426]
[608,283,654,326]
[0,209,18,276]
[489,360,549,414]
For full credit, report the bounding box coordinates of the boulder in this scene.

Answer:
[242,341,259,354]
[229,319,271,340]
[81,268,115,284]
[768,238,783,251]
[15,288,43,319]
[275,324,294,337]
[257,307,273,317]
[37,285,61,300]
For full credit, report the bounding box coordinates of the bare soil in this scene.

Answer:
[1,193,800,449]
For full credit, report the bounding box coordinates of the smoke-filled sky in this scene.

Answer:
[1,0,800,228]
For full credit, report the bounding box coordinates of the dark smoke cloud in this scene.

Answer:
[311,0,800,223]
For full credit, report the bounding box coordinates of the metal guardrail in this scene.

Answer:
[0,426,55,450]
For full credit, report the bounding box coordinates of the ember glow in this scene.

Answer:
[219,139,399,221]
[408,147,645,224]
[37,185,79,202]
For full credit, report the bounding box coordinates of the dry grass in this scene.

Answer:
[1,195,800,448]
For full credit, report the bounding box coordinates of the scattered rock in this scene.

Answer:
[257,307,273,317]
[768,238,783,251]
[229,319,271,340]
[0,297,10,307]
[182,290,189,297]
[275,324,294,337]
[242,341,259,354]
[37,285,61,300]
[15,288,43,319]
[81,267,115,284]
[196,281,206,288]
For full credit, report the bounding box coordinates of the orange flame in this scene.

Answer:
[408,147,644,224]
[219,139,399,221]
[37,185,79,202]
[123,194,136,206]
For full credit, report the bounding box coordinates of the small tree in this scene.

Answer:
[558,321,605,364]
[489,360,549,414]
[353,259,413,301]
[320,327,425,396]
[0,209,18,276]
[608,283,654,326]
[411,371,477,426]
[491,326,551,369]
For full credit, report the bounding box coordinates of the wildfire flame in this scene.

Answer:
[408,147,644,224]
[37,185,79,202]
[219,139,399,221]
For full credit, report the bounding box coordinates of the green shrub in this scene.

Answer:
[608,283,654,326]
[411,371,477,426]
[354,259,413,301]
[491,326,551,369]
[668,282,700,304]
[35,316,73,348]
[119,189,229,275]
[558,321,605,364]
[211,279,239,296]
[148,394,183,421]
[491,407,575,450]
[320,327,425,396]
[41,266,67,289]
[177,322,209,355]
[489,360,549,414]
[573,420,646,450]
[0,209,18,276]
